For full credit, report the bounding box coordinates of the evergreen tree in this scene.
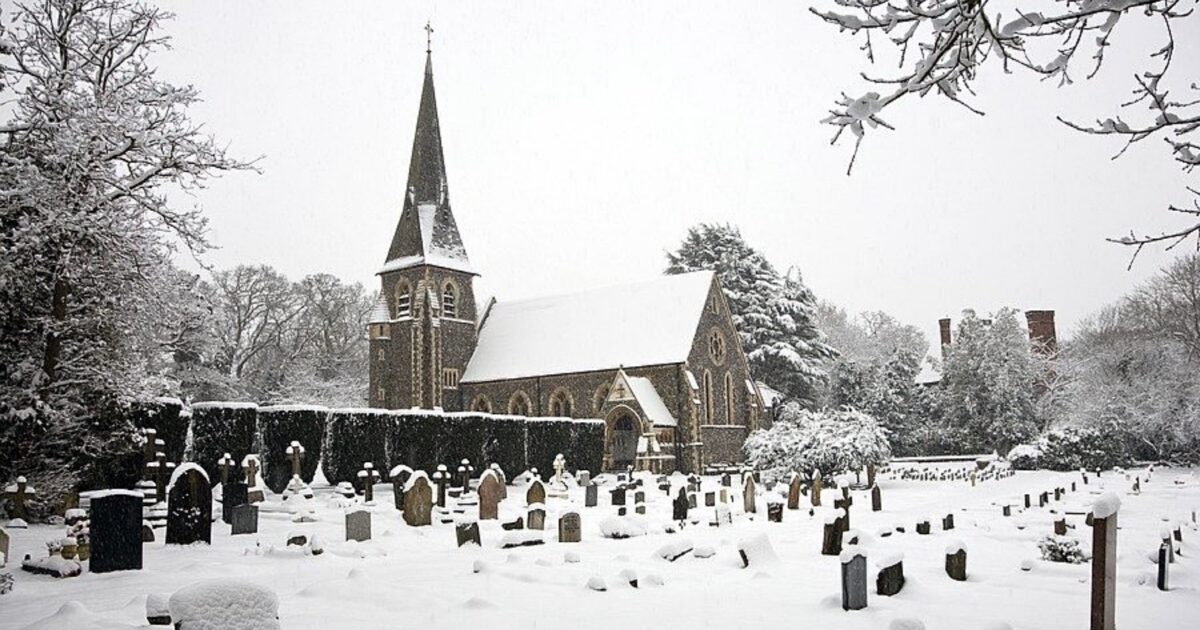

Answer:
[665,224,836,405]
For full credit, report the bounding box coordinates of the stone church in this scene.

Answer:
[368,50,763,473]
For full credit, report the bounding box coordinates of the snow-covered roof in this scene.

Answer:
[625,375,677,427]
[368,292,391,324]
[755,381,784,407]
[379,204,474,275]
[915,361,942,385]
[461,271,715,383]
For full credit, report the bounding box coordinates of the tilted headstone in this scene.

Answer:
[558,511,581,543]
[787,474,802,510]
[945,545,967,581]
[166,466,212,545]
[585,484,598,507]
[811,471,823,507]
[90,491,143,573]
[477,471,502,520]
[403,475,434,527]
[526,479,546,506]
[231,504,258,535]
[345,509,371,542]
[876,559,905,596]
[841,549,868,610]
[456,521,481,547]
[743,476,756,514]
[673,487,689,521]
[221,482,248,525]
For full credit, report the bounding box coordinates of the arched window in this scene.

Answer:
[702,370,714,424]
[549,388,573,417]
[593,383,611,414]
[724,372,736,425]
[471,395,493,413]
[442,281,458,318]
[508,391,531,416]
[394,280,412,317]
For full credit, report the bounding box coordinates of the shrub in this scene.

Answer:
[1037,535,1089,564]
[388,411,441,473]
[482,415,527,476]
[525,417,574,477]
[259,405,328,493]
[1007,444,1042,471]
[189,402,259,484]
[322,409,389,485]
[744,403,891,483]
[570,419,605,474]
[1039,424,1125,471]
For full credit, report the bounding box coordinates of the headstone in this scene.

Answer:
[714,505,732,527]
[610,487,626,506]
[433,466,450,507]
[1157,542,1170,591]
[705,491,716,507]
[942,514,954,531]
[1024,493,1031,509]
[390,465,413,510]
[357,463,381,503]
[811,471,823,507]
[1054,519,1067,536]
[558,511,581,543]
[585,484,598,507]
[743,476,756,514]
[721,473,731,487]
[478,472,502,520]
[502,516,524,530]
[673,487,689,521]
[841,549,868,611]
[876,559,905,596]
[286,441,305,477]
[459,458,475,493]
[217,453,236,485]
[787,474,802,510]
[3,477,36,522]
[1162,532,1175,564]
[767,502,783,523]
[456,521,481,547]
[526,479,546,506]
[1002,505,1011,517]
[945,546,967,581]
[720,488,728,504]
[221,482,248,524]
[403,475,434,526]
[634,490,645,505]
[916,521,931,535]
[242,455,263,503]
[527,507,546,530]
[231,504,258,535]
[834,497,852,532]
[0,526,8,567]
[166,466,212,545]
[90,491,143,573]
[577,470,591,487]
[822,517,843,555]
[1090,505,1118,630]
[345,509,371,542]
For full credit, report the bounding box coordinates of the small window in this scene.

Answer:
[724,372,736,424]
[472,396,493,413]
[376,385,386,402]
[442,282,458,318]
[508,391,531,416]
[395,281,412,317]
[702,371,714,423]
[377,349,385,361]
[710,292,720,313]
[442,368,459,389]
[549,389,573,417]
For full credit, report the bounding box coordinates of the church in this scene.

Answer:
[367,49,764,473]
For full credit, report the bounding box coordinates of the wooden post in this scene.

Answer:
[1090,510,1118,630]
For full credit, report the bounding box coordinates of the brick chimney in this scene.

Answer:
[1025,310,1057,353]
[938,318,952,356]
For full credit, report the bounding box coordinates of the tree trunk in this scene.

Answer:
[40,275,70,393]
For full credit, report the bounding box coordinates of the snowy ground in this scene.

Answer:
[3,464,1199,629]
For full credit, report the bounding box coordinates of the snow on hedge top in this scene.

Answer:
[169,579,280,630]
[258,404,330,413]
[462,271,715,383]
[190,401,258,410]
[1092,492,1121,519]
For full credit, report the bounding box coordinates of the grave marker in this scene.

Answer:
[478,471,502,520]
[876,558,905,596]
[433,465,450,507]
[787,474,802,510]
[357,463,381,503]
[390,465,413,510]
[1090,496,1118,630]
[945,544,967,581]
[585,484,598,507]
[559,511,581,543]
[811,470,823,507]
[841,548,868,611]
[345,509,371,542]
[1157,542,1170,591]
[456,521,481,547]
[221,482,248,525]
[3,477,36,522]
[610,487,626,506]
[231,504,258,535]
[527,479,547,506]
[0,527,8,567]
[871,485,882,512]
[166,465,212,545]
[822,515,843,555]
[403,474,433,526]
[90,491,143,573]
[743,476,756,514]
[705,491,716,507]
[527,506,546,530]
[673,487,689,521]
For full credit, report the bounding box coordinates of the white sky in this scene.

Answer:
[149,0,1199,348]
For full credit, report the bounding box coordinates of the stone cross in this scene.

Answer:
[141,429,158,474]
[433,465,449,507]
[286,441,305,477]
[4,476,36,522]
[458,459,474,493]
[243,455,259,487]
[357,463,381,503]
[552,453,566,486]
[1091,509,1118,630]
[841,549,868,610]
[217,453,236,485]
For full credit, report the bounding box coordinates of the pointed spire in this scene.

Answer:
[406,49,447,207]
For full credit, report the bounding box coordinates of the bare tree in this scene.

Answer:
[813,0,1197,261]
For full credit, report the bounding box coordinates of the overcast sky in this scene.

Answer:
[149,0,1199,349]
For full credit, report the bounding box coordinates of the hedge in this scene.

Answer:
[259,405,328,493]
[483,415,528,477]
[525,417,575,477]
[189,402,259,484]
[569,419,606,475]
[323,409,390,485]
[387,412,441,473]
[129,398,188,464]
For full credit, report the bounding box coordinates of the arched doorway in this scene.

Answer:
[608,410,639,471]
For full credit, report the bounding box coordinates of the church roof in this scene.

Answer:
[461,271,715,383]
[625,375,678,427]
[380,52,472,276]
[368,291,391,324]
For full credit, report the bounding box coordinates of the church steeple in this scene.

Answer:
[382,43,472,273]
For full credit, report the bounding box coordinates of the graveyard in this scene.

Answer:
[1,459,1198,629]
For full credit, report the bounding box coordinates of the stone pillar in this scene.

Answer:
[1090,510,1118,630]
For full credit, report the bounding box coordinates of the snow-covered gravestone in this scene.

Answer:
[345,508,371,542]
[742,475,756,514]
[167,464,212,546]
[736,533,778,568]
[433,465,450,507]
[286,441,305,478]
[811,470,822,507]
[787,473,802,510]
[402,473,433,527]
[90,490,143,573]
[944,541,967,581]
[4,476,36,523]
[243,455,263,504]
[822,511,844,556]
[357,463,381,503]
[390,464,413,511]
[526,479,546,506]
[169,579,280,630]
[456,519,480,547]
[477,470,502,520]
[1090,493,1120,630]
[528,505,546,531]
[876,554,905,596]
[222,481,248,525]
[585,484,598,507]
[1157,542,1170,591]
[559,511,581,543]
[458,459,475,493]
[840,547,868,610]
[673,487,689,522]
[217,453,236,486]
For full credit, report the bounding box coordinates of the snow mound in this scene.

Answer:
[737,534,779,567]
[599,516,647,539]
[586,576,607,592]
[982,623,1013,630]
[21,600,132,630]
[693,546,716,559]
[1092,492,1121,519]
[839,545,866,563]
[889,619,926,630]
[169,579,280,630]
[945,540,967,554]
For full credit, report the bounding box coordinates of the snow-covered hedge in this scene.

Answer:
[190,402,259,483]
[482,415,528,476]
[743,403,891,483]
[570,419,605,475]
[387,411,442,473]
[437,413,490,466]
[131,398,188,463]
[323,409,390,485]
[526,417,575,476]
[1038,424,1125,471]
[259,406,328,493]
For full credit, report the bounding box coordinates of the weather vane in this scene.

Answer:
[425,21,434,54]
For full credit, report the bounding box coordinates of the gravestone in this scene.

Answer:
[767,503,783,523]
[1002,505,1011,517]
[811,471,823,507]
[559,512,581,543]
[3,477,36,522]
[721,473,731,487]
[526,479,546,506]
[877,559,905,596]
[1054,519,1067,536]
[433,466,449,507]
[841,549,868,611]
[231,504,258,535]
[221,482,248,525]
[403,475,433,526]
[610,487,626,506]
[1090,505,1118,630]
[942,514,955,531]
[1161,532,1175,563]
[243,455,263,503]
[357,463,381,503]
[834,497,852,531]
[456,522,481,547]
[345,509,371,542]
[822,517,843,555]
[788,474,802,510]
[916,521,931,535]
[1157,542,1170,591]
[390,465,413,510]
[673,487,689,521]
[458,459,475,493]
[1024,494,1031,509]
[527,507,546,530]
[945,546,967,581]
[705,491,716,507]
[577,470,591,487]
[714,505,732,527]
[688,493,697,509]
[90,491,143,573]
[166,466,212,545]
[0,526,8,567]
[217,453,236,485]
[634,490,645,505]
[478,472,502,520]
[871,485,882,512]
[585,484,598,507]
[743,476,756,514]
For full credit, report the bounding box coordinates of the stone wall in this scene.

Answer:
[700,424,749,467]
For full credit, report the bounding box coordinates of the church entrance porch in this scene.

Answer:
[608,412,638,471]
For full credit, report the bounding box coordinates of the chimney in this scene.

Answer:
[938,318,952,356]
[1025,310,1057,353]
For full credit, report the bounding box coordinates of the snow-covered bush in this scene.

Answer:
[1037,535,1089,564]
[1007,444,1042,471]
[259,406,328,493]
[526,418,575,477]
[388,411,442,473]
[1039,424,1125,472]
[743,402,890,483]
[483,415,528,476]
[322,409,389,485]
[569,419,605,475]
[190,403,258,483]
